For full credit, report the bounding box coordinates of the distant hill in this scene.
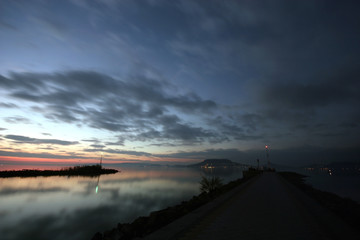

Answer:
[188,159,243,168]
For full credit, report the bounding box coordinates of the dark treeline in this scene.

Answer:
[0,165,118,178]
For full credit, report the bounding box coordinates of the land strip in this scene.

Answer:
[144,172,359,240]
[0,165,118,177]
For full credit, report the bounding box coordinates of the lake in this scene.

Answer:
[275,166,360,203]
[1,165,359,240]
[0,166,244,240]
[302,170,360,203]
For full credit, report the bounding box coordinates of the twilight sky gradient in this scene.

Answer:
[1,0,359,166]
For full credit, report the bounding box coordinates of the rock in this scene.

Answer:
[91,232,103,240]
[103,228,124,240]
[119,223,134,238]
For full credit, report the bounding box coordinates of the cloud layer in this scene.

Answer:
[0,71,225,146]
[4,135,78,145]
[1,0,360,164]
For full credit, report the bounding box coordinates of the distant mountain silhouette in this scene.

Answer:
[188,159,243,168]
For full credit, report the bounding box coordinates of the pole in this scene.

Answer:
[265,145,269,169]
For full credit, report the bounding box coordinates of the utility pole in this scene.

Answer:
[265,145,269,169]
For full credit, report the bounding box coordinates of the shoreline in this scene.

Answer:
[0,165,119,178]
[91,169,262,240]
[278,171,360,231]
[92,170,360,240]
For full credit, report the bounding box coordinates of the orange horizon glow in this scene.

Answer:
[0,155,198,166]
[0,156,97,164]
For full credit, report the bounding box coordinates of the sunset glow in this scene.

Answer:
[1,0,359,168]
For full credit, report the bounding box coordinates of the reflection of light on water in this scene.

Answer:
[95,175,100,194]
[0,167,247,240]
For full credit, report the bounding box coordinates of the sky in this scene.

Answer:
[0,0,359,167]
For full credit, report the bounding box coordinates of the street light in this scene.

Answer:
[265,145,269,169]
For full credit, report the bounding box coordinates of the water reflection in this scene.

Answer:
[303,170,360,203]
[200,166,242,179]
[0,166,243,240]
[95,175,100,194]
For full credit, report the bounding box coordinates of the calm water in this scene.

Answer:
[0,166,244,240]
[303,171,360,203]
[276,167,360,203]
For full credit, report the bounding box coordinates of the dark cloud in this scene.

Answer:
[138,120,221,144]
[0,150,88,159]
[164,122,211,141]
[3,68,354,149]
[0,20,17,31]
[205,114,268,143]
[89,144,105,148]
[1,1,360,161]
[257,72,360,109]
[0,128,7,131]
[148,142,177,147]
[4,116,31,124]
[156,148,248,161]
[153,1,360,148]
[239,65,360,148]
[167,0,360,101]
[4,135,78,145]
[0,70,222,144]
[39,147,55,150]
[3,71,189,110]
[0,102,18,108]
[82,139,100,143]
[84,148,152,157]
[105,138,125,146]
